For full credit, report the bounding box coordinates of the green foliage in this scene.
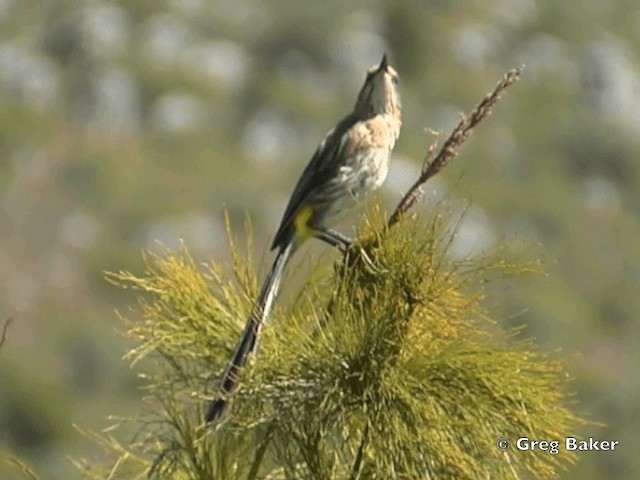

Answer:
[1,451,40,480]
[79,211,582,479]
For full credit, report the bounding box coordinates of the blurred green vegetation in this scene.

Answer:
[79,213,582,479]
[1,0,638,478]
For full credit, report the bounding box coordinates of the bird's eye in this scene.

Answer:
[391,75,398,85]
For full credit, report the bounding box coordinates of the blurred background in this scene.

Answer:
[1,0,638,478]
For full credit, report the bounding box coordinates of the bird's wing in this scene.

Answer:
[270,113,358,250]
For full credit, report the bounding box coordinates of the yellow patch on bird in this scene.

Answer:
[293,204,315,241]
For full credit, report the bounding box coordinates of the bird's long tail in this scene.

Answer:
[205,241,294,423]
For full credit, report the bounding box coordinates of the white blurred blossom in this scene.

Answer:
[449,206,496,259]
[242,108,302,165]
[81,2,131,59]
[59,211,103,250]
[139,13,194,70]
[90,66,141,132]
[150,91,209,133]
[0,42,61,112]
[181,40,250,92]
[581,38,640,130]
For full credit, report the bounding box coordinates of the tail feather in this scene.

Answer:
[206,242,293,423]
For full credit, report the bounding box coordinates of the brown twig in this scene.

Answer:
[388,65,525,227]
[0,316,14,349]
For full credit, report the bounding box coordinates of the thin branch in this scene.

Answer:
[348,422,370,480]
[247,424,275,480]
[388,65,525,227]
[1,451,41,480]
[0,316,14,349]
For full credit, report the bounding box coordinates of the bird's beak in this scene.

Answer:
[378,53,389,73]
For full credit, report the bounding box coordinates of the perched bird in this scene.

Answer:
[206,54,402,423]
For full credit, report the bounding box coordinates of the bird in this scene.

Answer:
[206,53,402,423]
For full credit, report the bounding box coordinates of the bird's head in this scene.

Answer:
[354,54,401,118]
